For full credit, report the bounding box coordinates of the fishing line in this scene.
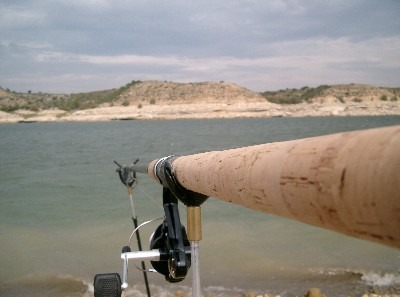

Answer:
[128,216,164,248]
[136,186,163,210]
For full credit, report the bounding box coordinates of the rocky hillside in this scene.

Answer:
[0,81,266,112]
[1,81,399,113]
[117,81,266,105]
[261,84,400,104]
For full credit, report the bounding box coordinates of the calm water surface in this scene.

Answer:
[0,116,400,297]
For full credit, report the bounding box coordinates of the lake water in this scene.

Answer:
[1,116,400,297]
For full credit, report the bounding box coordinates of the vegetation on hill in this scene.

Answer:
[260,85,331,104]
[0,80,141,112]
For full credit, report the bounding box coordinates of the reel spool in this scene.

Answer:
[149,223,191,283]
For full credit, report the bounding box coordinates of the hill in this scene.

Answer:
[0,81,266,112]
[118,81,266,105]
[261,84,399,104]
[0,81,399,122]
[1,81,399,113]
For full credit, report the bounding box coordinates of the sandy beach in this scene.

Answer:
[1,101,399,123]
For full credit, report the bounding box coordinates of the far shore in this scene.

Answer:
[1,101,400,123]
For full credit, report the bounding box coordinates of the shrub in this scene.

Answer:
[0,104,20,112]
[300,85,330,102]
[390,96,398,101]
[380,95,388,101]
[150,99,156,105]
[122,100,129,106]
[28,104,39,112]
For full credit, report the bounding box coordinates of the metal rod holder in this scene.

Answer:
[187,206,202,297]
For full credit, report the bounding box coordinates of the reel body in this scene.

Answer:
[150,221,191,282]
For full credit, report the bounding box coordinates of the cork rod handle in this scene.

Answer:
[149,125,400,249]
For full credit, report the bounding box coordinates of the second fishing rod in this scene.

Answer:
[114,159,151,297]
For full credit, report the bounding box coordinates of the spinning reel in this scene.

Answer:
[94,188,191,296]
[94,157,207,297]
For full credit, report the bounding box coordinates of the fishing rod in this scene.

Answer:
[113,159,151,297]
[143,125,400,296]
[94,125,400,297]
[147,125,400,249]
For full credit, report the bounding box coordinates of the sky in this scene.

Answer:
[1,0,399,93]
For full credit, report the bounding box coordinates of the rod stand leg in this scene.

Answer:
[190,241,201,297]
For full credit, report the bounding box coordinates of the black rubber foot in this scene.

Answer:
[94,273,122,297]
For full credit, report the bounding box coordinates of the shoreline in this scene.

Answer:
[1,101,400,123]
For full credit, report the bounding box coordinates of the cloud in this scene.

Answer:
[1,0,399,92]
[31,35,399,68]
[0,4,46,29]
